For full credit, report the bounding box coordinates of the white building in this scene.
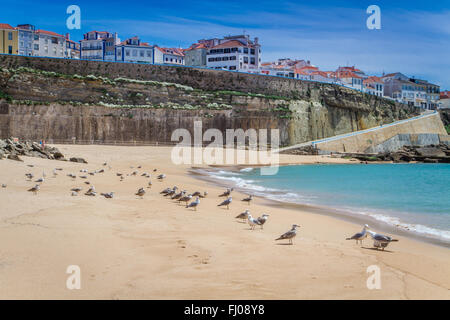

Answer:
[154,47,184,65]
[363,76,384,97]
[80,31,119,61]
[16,24,34,56]
[206,35,261,71]
[33,29,67,58]
[115,37,154,63]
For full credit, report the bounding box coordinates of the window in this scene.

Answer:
[8,46,12,54]
[147,51,151,57]
[208,57,214,62]
[229,56,236,61]
[117,50,121,56]
[132,50,137,57]
[250,57,255,65]
[224,48,231,53]
[8,32,13,40]
[244,47,248,54]
[243,57,248,63]
[34,44,39,50]
[250,48,255,55]
[223,56,229,61]
[140,51,144,57]
[34,35,39,40]
[126,50,130,56]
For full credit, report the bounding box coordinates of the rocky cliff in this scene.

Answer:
[0,55,420,146]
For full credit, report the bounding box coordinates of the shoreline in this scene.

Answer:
[1,144,449,299]
[190,165,450,249]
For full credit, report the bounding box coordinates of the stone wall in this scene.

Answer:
[0,54,422,146]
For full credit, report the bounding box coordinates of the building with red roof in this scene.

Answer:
[0,23,18,55]
[154,46,184,65]
[116,36,154,63]
[80,31,120,61]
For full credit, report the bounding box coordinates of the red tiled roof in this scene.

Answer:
[185,43,208,51]
[156,47,184,57]
[336,70,362,79]
[0,23,14,30]
[364,76,383,84]
[311,71,328,78]
[36,29,65,38]
[211,40,247,49]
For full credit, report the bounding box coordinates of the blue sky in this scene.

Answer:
[1,0,449,88]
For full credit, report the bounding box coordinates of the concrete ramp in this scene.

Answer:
[279,111,447,154]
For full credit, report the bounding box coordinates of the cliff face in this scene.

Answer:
[0,55,419,146]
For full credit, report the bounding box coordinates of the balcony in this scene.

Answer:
[82,46,103,51]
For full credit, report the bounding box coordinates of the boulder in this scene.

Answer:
[70,157,88,164]
[416,147,446,158]
[7,154,23,162]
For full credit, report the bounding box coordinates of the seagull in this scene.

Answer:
[101,192,114,199]
[157,174,166,181]
[247,214,262,230]
[160,187,173,194]
[256,214,269,229]
[235,210,250,222]
[71,187,82,192]
[179,194,192,205]
[199,191,208,198]
[241,195,253,205]
[346,224,370,246]
[2,184,7,188]
[67,173,76,179]
[71,191,78,196]
[103,162,108,166]
[172,190,186,200]
[153,169,157,172]
[186,197,200,211]
[131,171,138,176]
[55,168,63,171]
[218,197,232,209]
[35,177,44,183]
[79,175,88,179]
[275,224,301,245]
[219,188,233,197]
[135,188,146,199]
[85,186,96,196]
[367,230,399,250]
[52,169,58,177]
[25,173,34,181]
[28,184,40,195]
[164,186,178,197]
[147,181,152,188]
[84,181,91,185]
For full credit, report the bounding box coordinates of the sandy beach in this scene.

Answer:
[0,144,449,300]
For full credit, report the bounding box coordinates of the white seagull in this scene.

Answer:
[346,224,370,246]
[276,224,301,245]
[367,230,399,250]
[217,196,232,209]
[186,197,200,211]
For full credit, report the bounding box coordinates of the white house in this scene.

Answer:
[80,31,119,61]
[116,37,154,63]
[154,47,184,65]
[33,29,67,58]
[16,24,34,56]
[363,76,384,97]
[206,35,261,72]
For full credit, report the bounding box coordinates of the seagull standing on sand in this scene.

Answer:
[85,186,96,196]
[35,177,44,183]
[147,180,152,188]
[135,188,146,199]
[101,192,114,199]
[235,209,250,222]
[28,184,40,195]
[25,173,34,181]
[172,190,186,200]
[186,197,200,211]
[241,195,253,205]
[367,230,399,250]
[157,174,166,181]
[1,184,6,188]
[219,188,233,197]
[256,214,269,229]
[346,224,369,246]
[247,214,261,230]
[276,224,301,245]
[218,196,232,209]
[164,186,178,197]
[179,194,192,205]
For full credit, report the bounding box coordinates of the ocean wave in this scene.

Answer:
[205,168,450,245]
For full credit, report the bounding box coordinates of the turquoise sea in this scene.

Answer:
[206,164,450,244]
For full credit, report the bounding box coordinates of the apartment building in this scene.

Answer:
[80,31,119,61]
[335,70,363,90]
[65,34,80,59]
[409,78,440,110]
[16,24,34,56]
[184,42,208,67]
[363,76,384,97]
[205,35,261,71]
[154,47,184,65]
[116,37,154,63]
[0,23,18,55]
[33,29,67,58]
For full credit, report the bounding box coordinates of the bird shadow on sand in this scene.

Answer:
[361,247,394,253]
[275,243,294,246]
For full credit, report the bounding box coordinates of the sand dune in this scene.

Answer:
[0,145,448,299]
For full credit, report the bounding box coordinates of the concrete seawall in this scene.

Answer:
[282,112,447,153]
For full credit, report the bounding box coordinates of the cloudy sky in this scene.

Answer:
[1,0,449,88]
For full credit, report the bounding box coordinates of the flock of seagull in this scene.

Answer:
[9,162,399,249]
